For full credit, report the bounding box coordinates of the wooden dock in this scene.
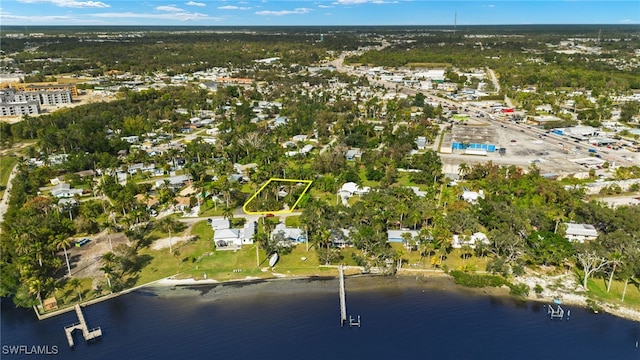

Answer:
[339,265,347,327]
[64,304,102,347]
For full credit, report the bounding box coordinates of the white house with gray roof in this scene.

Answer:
[563,223,598,243]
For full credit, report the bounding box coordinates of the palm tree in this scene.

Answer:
[53,235,72,277]
[69,278,83,302]
[102,219,118,252]
[458,162,469,180]
[222,206,234,221]
[100,263,114,291]
[28,277,44,310]
[156,217,180,253]
[401,232,415,253]
[461,244,473,264]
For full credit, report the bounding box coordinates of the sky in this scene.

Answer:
[0,1,638,26]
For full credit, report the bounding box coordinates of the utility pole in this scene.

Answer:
[454,12,457,35]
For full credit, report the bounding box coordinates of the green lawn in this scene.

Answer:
[389,243,490,272]
[586,277,640,310]
[0,155,18,198]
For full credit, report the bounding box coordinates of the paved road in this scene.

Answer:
[179,209,303,226]
[0,164,18,224]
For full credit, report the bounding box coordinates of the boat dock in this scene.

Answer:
[338,265,360,328]
[339,265,347,326]
[64,304,102,347]
[547,304,569,320]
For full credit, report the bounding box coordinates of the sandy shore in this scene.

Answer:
[515,270,640,322]
[143,270,640,323]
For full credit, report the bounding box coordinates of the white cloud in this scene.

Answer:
[218,5,251,10]
[255,7,312,16]
[619,19,636,24]
[185,1,205,6]
[91,11,214,21]
[318,4,334,8]
[17,0,110,8]
[156,5,184,12]
[333,0,397,4]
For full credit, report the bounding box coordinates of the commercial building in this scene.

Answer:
[0,89,40,116]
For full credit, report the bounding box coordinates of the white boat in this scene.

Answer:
[269,253,279,267]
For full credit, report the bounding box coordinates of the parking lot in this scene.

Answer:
[441,122,590,177]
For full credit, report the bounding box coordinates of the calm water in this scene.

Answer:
[2,277,640,360]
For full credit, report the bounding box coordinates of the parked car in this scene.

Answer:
[76,238,91,247]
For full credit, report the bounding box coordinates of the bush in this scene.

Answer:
[508,283,530,297]
[231,217,247,227]
[450,270,506,288]
[534,284,544,295]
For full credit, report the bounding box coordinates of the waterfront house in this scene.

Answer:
[563,223,598,243]
[387,229,419,243]
[210,218,230,231]
[452,232,490,249]
[272,223,306,243]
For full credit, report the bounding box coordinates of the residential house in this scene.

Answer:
[415,136,427,150]
[387,229,419,243]
[212,218,257,248]
[273,116,288,127]
[407,186,427,197]
[234,163,258,174]
[120,135,140,144]
[563,223,598,243]
[461,190,484,204]
[214,228,241,247]
[210,218,230,231]
[272,223,306,243]
[345,148,363,161]
[300,144,314,155]
[331,228,352,248]
[452,232,490,249]
[50,183,83,198]
[154,174,192,191]
[338,182,370,205]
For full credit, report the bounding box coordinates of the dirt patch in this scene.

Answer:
[151,234,197,251]
[64,231,131,279]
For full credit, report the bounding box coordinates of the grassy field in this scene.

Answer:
[0,155,18,198]
[587,277,640,309]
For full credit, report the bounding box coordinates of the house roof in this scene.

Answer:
[243,221,256,240]
[210,218,230,230]
[273,223,304,241]
[214,228,240,241]
[564,223,598,237]
[387,230,419,242]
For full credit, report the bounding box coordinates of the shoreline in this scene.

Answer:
[32,270,640,323]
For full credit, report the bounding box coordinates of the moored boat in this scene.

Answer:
[269,252,279,267]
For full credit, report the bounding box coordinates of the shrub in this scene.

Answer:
[450,270,506,288]
[534,284,544,295]
[508,283,530,297]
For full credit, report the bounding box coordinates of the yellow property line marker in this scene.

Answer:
[242,177,313,215]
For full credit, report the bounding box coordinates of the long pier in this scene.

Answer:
[64,304,102,347]
[339,265,347,326]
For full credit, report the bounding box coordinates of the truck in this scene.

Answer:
[588,148,597,153]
